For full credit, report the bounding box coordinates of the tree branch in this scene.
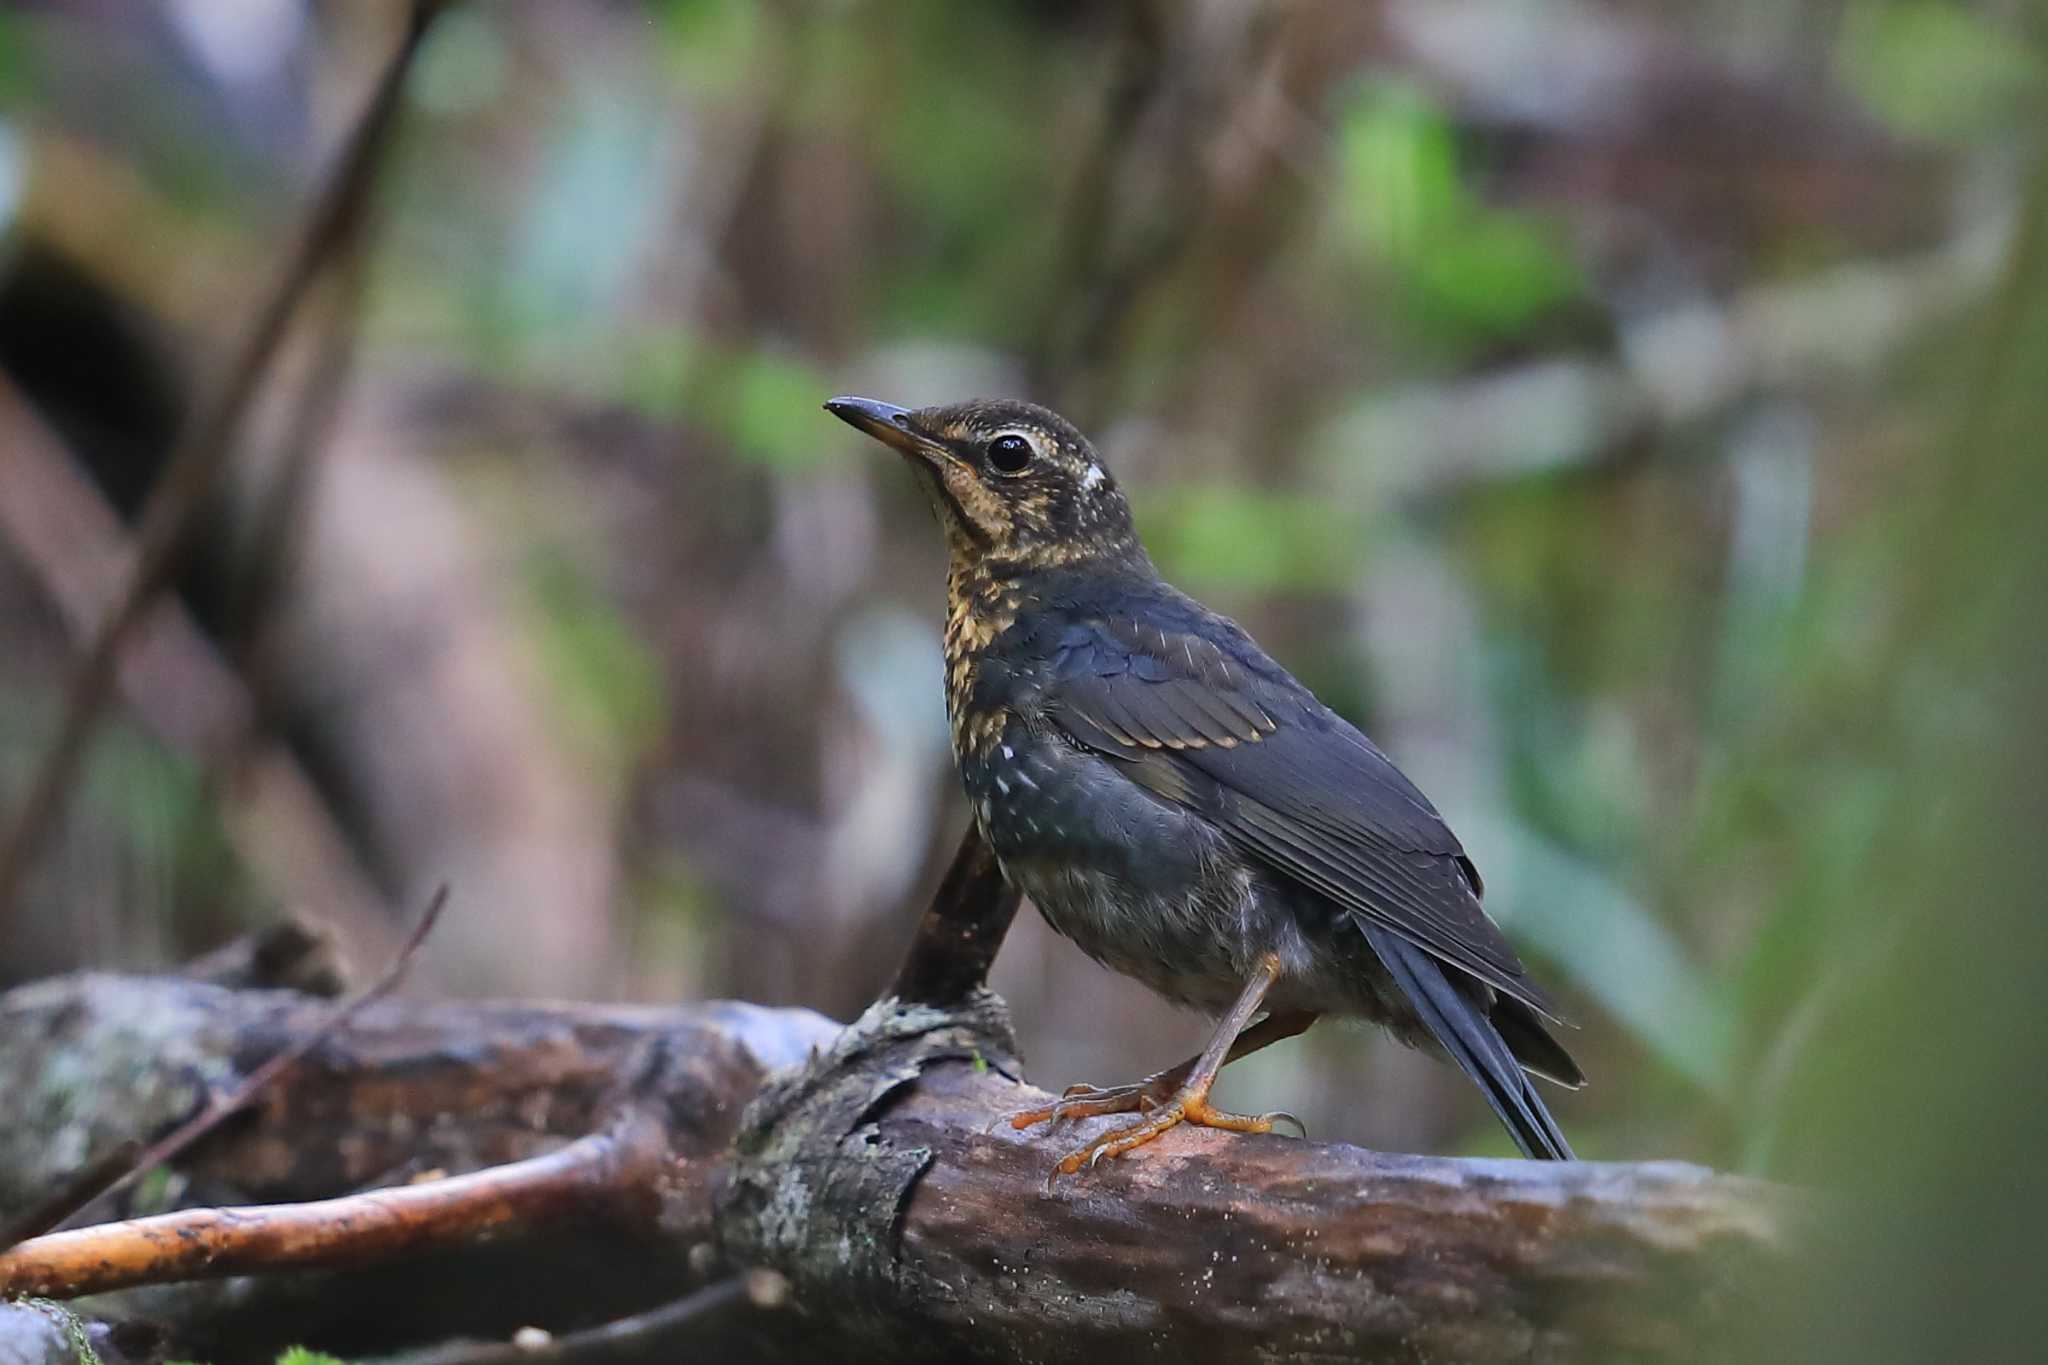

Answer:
[0,973,1796,1363]
[0,372,401,968]
[0,1121,665,1299]
[887,828,1021,1007]
[20,887,447,1244]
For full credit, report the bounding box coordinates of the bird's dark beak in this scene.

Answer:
[825,396,950,465]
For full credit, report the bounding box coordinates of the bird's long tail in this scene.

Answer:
[1355,918,1574,1160]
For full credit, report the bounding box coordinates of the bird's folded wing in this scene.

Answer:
[1037,612,1559,1019]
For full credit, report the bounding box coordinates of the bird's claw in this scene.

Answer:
[1006,1069,1297,1189]
[1040,1090,1305,1189]
[1000,1076,1175,1137]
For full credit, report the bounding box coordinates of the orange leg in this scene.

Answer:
[1029,954,1305,1185]
[1003,1005,1318,1131]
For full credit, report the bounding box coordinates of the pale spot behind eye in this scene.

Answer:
[1080,464,1105,491]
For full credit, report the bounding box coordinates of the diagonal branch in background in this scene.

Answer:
[0,373,400,968]
[0,0,442,924]
[1026,0,1170,413]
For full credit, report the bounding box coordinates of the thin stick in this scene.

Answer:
[379,1272,788,1365]
[11,886,448,1247]
[1027,0,1169,414]
[0,0,439,923]
[0,370,404,969]
[0,1118,663,1300]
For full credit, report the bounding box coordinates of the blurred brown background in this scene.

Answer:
[0,0,2042,1251]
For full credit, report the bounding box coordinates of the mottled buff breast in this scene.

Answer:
[941,563,1020,760]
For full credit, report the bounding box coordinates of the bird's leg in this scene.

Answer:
[1001,1006,1317,1131]
[1046,954,1297,1183]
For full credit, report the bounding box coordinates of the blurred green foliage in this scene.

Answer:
[1340,83,1584,343]
[654,0,767,94]
[864,6,1069,340]
[1,4,2045,1353]
[1839,0,2046,140]
[520,548,666,776]
[410,8,511,119]
[1139,485,1361,594]
[0,13,26,108]
[1729,167,2048,1365]
[712,350,845,469]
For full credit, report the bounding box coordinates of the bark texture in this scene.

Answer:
[0,971,1795,1364]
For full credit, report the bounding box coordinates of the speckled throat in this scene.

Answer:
[942,560,1021,761]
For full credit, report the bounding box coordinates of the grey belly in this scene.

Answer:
[966,729,1332,1014]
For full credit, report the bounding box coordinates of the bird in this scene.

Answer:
[826,394,1582,1179]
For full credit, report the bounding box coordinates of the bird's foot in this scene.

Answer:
[1044,1085,1302,1189]
[995,1073,1179,1134]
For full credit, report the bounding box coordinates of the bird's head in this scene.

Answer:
[826,396,1144,574]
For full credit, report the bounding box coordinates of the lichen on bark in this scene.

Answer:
[718,989,1021,1300]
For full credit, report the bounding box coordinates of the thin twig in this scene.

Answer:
[0,1113,665,1300]
[376,1272,788,1365]
[0,0,439,924]
[0,371,403,967]
[10,886,448,1247]
[1027,0,1170,414]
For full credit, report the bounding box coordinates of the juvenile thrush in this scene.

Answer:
[828,395,1582,1178]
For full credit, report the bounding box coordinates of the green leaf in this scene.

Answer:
[1137,484,1361,593]
[724,351,839,468]
[1837,1,2045,142]
[653,0,765,93]
[1337,82,1583,340]
[1340,84,1466,258]
[0,12,28,108]
[521,549,665,773]
[1476,814,1735,1096]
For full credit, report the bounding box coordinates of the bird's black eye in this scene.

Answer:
[987,433,1033,474]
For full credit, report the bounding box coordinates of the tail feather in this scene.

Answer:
[1357,917,1575,1160]
[1492,995,1585,1089]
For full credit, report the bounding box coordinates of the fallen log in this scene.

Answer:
[0,966,1795,1364]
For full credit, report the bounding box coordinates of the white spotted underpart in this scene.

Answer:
[1080,463,1105,491]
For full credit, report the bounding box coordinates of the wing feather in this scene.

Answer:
[1039,608,1561,1020]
